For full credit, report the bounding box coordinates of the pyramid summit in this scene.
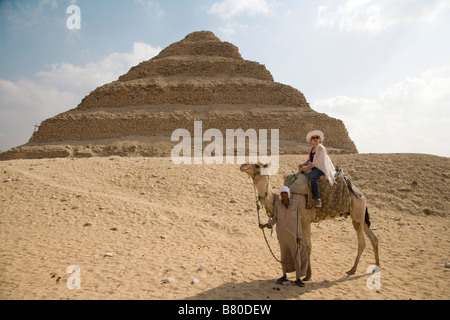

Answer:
[76,30,302,110]
[154,30,242,60]
[1,31,357,160]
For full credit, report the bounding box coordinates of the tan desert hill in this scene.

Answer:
[0,31,356,161]
[0,153,448,300]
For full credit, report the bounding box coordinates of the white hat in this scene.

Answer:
[279,186,290,198]
[306,130,325,143]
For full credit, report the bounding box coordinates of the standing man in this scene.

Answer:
[259,186,309,287]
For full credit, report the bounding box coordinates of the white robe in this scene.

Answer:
[268,198,309,278]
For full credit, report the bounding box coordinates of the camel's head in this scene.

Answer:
[239,162,270,180]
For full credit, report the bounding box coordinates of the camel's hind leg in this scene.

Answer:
[347,195,367,275]
[347,219,366,275]
[364,209,380,268]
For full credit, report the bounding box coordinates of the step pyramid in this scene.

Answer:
[1,31,357,160]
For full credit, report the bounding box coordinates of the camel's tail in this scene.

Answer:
[365,207,371,228]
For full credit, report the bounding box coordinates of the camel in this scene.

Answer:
[240,162,380,280]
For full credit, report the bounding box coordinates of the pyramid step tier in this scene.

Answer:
[78,77,308,110]
[28,104,357,153]
[118,56,273,82]
[154,39,242,60]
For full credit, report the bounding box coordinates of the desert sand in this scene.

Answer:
[0,153,448,300]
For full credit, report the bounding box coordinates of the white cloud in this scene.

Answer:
[36,42,160,92]
[313,68,450,157]
[218,22,249,36]
[0,42,161,151]
[208,0,276,20]
[134,0,164,18]
[381,69,450,115]
[0,77,76,151]
[316,0,450,33]
[317,0,389,33]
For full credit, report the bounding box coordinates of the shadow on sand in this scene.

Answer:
[185,273,368,300]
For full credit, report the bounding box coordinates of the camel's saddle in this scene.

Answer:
[284,169,363,222]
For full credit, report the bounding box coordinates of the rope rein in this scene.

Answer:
[254,183,284,264]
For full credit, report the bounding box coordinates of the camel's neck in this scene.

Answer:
[254,175,276,214]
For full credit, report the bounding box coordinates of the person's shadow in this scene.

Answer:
[185,273,368,300]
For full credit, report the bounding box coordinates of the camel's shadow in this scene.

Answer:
[185,273,368,300]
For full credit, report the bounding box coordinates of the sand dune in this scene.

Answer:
[0,153,448,300]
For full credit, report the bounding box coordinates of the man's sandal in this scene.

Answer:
[295,279,305,287]
[276,276,287,284]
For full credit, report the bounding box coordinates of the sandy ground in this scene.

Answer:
[0,153,448,300]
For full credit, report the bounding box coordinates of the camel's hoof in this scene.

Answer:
[346,269,356,276]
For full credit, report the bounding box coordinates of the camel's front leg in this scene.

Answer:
[347,220,366,275]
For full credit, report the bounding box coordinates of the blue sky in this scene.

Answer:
[1,0,449,157]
